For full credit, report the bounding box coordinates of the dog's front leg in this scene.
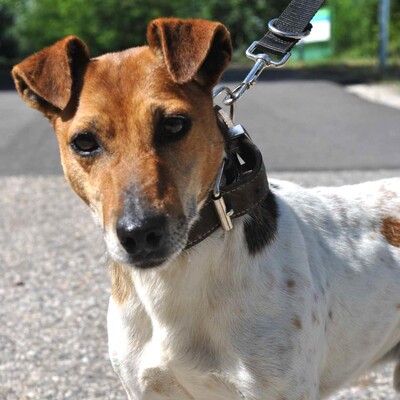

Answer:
[107,294,152,399]
[108,295,196,400]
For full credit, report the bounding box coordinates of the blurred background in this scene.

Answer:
[0,0,400,80]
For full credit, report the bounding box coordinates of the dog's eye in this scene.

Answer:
[159,116,191,143]
[71,132,101,156]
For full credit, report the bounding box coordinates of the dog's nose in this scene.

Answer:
[116,214,167,257]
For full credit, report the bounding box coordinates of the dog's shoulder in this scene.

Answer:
[270,176,400,214]
[270,177,400,250]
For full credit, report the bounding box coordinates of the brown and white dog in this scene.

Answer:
[12,18,400,400]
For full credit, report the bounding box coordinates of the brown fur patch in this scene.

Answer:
[293,317,302,330]
[110,262,133,304]
[381,217,400,247]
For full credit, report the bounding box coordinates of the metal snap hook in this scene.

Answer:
[213,86,236,121]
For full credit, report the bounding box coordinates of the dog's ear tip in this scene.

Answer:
[57,35,90,60]
[63,35,89,47]
[11,64,19,79]
[12,35,90,114]
[146,18,232,88]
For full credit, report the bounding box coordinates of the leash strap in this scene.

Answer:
[255,0,324,58]
[225,0,324,105]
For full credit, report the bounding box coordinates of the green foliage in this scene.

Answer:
[2,0,286,58]
[328,0,400,59]
[2,0,198,56]
[198,0,282,55]
[390,1,400,56]
[1,0,399,63]
[0,1,18,61]
[328,0,380,57]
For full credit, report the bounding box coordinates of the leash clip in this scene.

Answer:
[213,86,236,121]
[225,41,291,106]
[212,160,234,231]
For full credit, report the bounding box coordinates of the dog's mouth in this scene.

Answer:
[123,254,171,269]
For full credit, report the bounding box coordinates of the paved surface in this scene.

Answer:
[2,80,400,174]
[1,172,400,400]
[1,81,400,399]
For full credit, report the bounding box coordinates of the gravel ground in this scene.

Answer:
[1,171,400,400]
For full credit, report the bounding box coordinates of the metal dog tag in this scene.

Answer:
[212,195,234,231]
[212,160,234,231]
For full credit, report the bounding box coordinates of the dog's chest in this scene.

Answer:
[108,297,248,399]
[139,366,245,400]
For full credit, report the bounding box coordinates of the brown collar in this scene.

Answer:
[185,108,270,249]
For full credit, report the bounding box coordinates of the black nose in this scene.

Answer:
[116,214,167,257]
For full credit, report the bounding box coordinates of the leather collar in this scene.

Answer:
[185,107,270,249]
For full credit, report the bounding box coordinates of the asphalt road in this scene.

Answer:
[1,80,400,174]
[1,81,400,399]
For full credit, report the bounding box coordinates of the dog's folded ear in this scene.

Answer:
[147,18,232,89]
[12,36,90,117]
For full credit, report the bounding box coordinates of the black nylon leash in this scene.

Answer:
[256,0,325,58]
[222,0,325,107]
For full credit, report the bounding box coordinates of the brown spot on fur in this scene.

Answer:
[397,304,400,310]
[293,316,302,330]
[286,279,295,289]
[110,262,132,304]
[152,382,163,394]
[379,184,397,201]
[381,217,400,247]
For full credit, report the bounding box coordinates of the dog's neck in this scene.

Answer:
[127,188,277,329]
[128,219,251,326]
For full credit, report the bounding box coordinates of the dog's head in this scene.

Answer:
[12,19,232,268]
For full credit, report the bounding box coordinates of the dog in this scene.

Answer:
[12,17,400,400]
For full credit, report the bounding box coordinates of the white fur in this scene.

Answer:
[108,178,400,399]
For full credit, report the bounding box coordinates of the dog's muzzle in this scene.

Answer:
[109,197,189,268]
[117,213,167,259]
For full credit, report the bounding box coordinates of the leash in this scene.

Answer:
[216,0,324,121]
[186,0,324,248]
[225,0,324,109]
